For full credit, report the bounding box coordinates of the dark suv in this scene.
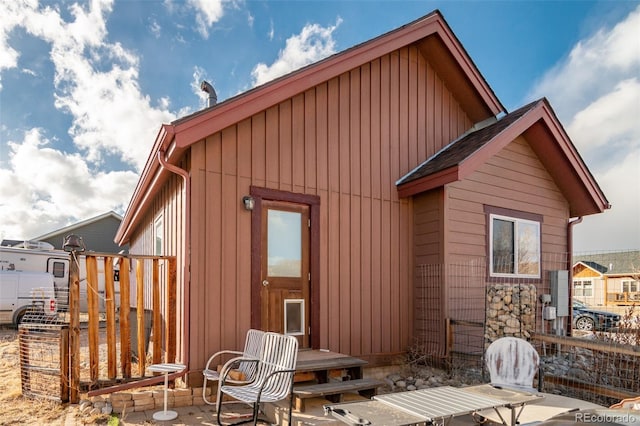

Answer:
[572,299,621,331]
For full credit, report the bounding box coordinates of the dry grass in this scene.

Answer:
[0,330,71,425]
[0,325,155,426]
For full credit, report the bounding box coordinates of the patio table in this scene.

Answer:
[148,363,186,421]
[325,384,543,425]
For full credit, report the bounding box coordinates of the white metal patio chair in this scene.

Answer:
[202,329,265,405]
[216,332,299,426]
[485,336,541,393]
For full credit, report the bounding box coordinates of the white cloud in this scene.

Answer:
[529,5,640,121]
[149,18,161,38]
[247,11,254,28]
[529,5,640,251]
[187,0,225,39]
[251,18,342,87]
[573,147,640,252]
[1,0,174,170]
[0,0,176,239]
[0,129,138,239]
[566,78,640,171]
[0,0,29,89]
[267,19,274,41]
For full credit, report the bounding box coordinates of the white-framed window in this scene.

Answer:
[622,280,638,293]
[489,213,541,278]
[573,280,593,297]
[154,216,163,256]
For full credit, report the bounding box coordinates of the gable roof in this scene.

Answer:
[34,211,123,241]
[169,10,502,147]
[116,10,505,245]
[573,251,640,276]
[574,261,608,275]
[396,98,610,217]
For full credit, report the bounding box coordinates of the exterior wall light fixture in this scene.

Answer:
[242,196,255,211]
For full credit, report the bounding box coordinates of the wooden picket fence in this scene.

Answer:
[68,253,177,402]
[19,253,177,403]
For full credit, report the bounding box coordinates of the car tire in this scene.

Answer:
[14,308,28,329]
[575,316,595,331]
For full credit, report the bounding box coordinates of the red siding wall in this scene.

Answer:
[413,189,446,352]
[181,45,473,372]
[411,136,572,356]
[445,135,570,263]
[130,170,187,353]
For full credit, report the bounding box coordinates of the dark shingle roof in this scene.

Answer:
[573,251,640,275]
[397,99,541,185]
[579,261,609,274]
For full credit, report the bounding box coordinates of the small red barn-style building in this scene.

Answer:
[115,10,608,384]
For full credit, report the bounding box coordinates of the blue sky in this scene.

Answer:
[1,0,638,253]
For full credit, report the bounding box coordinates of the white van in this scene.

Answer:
[0,244,121,312]
[0,271,57,325]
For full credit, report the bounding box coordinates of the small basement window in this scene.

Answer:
[489,213,541,278]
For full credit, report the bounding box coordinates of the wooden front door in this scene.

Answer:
[260,200,310,348]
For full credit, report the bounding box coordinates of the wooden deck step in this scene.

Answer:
[293,378,385,412]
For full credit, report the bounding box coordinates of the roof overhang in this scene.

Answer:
[170,11,503,148]
[115,124,181,245]
[116,10,505,244]
[397,99,610,218]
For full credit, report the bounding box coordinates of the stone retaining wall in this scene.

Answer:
[80,385,211,415]
[485,283,537,346]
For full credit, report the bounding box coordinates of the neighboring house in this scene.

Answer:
[115,11,609,385]
[33,211,128,253]
[573,251,640,306]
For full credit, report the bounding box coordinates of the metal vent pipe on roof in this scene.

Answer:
[200,80,217,107]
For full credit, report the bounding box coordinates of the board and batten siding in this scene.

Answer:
[411,136,571,355]
[135,45,473,373]
[412,188,446,353]
[129,170,187,353]
[446,136,569,342]
[445,136,570,263]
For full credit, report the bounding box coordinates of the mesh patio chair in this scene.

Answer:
[202,329,265,405]
[216,332,299,426]
[485,336,542,393]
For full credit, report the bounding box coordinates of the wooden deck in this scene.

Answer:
[297,350,367,376]
[607,291,640,305]
[293,350,385,412]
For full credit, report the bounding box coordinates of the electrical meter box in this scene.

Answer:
[543,306,557,320]
[549,270,569,316]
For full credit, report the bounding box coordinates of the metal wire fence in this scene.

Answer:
[414,251,640,406]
